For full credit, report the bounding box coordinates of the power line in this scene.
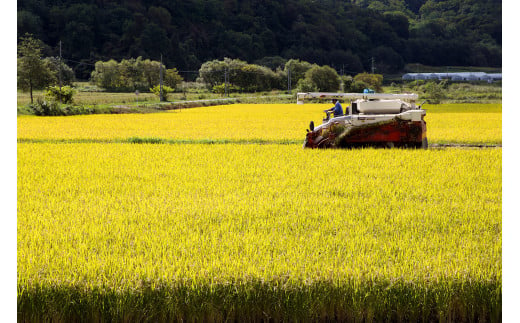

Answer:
[62,58,97,67]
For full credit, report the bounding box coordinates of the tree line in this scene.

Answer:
[18,34,386,102]
[18,0,501,80]
[91,57,182,92]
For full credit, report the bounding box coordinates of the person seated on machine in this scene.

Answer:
[324,98,343,120]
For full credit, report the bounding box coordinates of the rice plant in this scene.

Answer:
[17,143,502,321]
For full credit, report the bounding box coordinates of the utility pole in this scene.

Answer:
[159,54,164,102]
[224,68,228,97]
[340,64,345,92]
[371,57,375,74]
[59,41,62,105]
[287,69,291,94]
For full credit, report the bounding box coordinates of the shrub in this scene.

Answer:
[27,98,101,116]
[45,85,75,104]
[28,99,64,116]
[340,75,353,92]
[349,80,371,93]
[296,77,318,92]
[353,73,383,92]
[422,82,446,104]
[150,85,174,101]
[164,68,183,90]
[212,83,241,94]
[61,105,96,115]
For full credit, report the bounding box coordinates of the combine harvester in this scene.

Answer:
[298,92,427,149]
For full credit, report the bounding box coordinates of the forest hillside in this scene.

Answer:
[18,0,502,78]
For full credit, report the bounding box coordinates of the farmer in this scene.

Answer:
[324,98,343,119]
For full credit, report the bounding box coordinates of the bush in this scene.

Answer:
[45,85,75,103]
[44,57,75,86]
[340,75,353,92]
[28,98,99,116]
[212,83,241,94]
[164,68,183,90]
[295,78,317,92]
[422,82,446,104]
[439,79,450,89]
[353,73,383,92]
[150,85,174,101]
[349,80,371,93]
[61,105,96,115]
[29,99,64,116]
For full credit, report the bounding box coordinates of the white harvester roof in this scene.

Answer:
[296,92,418,105]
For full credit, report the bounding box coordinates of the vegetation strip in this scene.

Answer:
[19,280,500,322]
[18,138,503,148]
[17,138,302,145]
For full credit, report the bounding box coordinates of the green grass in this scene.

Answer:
[17,88,294,108]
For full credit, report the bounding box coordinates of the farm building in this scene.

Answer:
[402,72,501,83]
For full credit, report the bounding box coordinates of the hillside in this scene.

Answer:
[18,0,501,78]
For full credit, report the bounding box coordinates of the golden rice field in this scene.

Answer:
[17,103,502,321]
[17,103,502,145]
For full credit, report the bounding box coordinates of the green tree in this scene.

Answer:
[17,10,42,39]
[147,6,172,30]
[198,59,229,89]
[17,34,55,104]
[234,64,281,92]
[304,65,340,92]
[139,23,172,59]
[120,57,143,90]
[422,81,446,104]
[150,85,174,101]
[90,59,122,90]
[45,85,75,104]
[142,59,162,89]
[90,57,182,92]
[340,75,354,92]
[370,46,404,74]
[353,73,384,92]
[284,59,313,85]
[164,68,183,90]
[44,57,75,86]
[296,77,318,92]
[198,58,248,89]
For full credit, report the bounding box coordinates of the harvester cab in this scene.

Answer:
[298,92,427,149]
